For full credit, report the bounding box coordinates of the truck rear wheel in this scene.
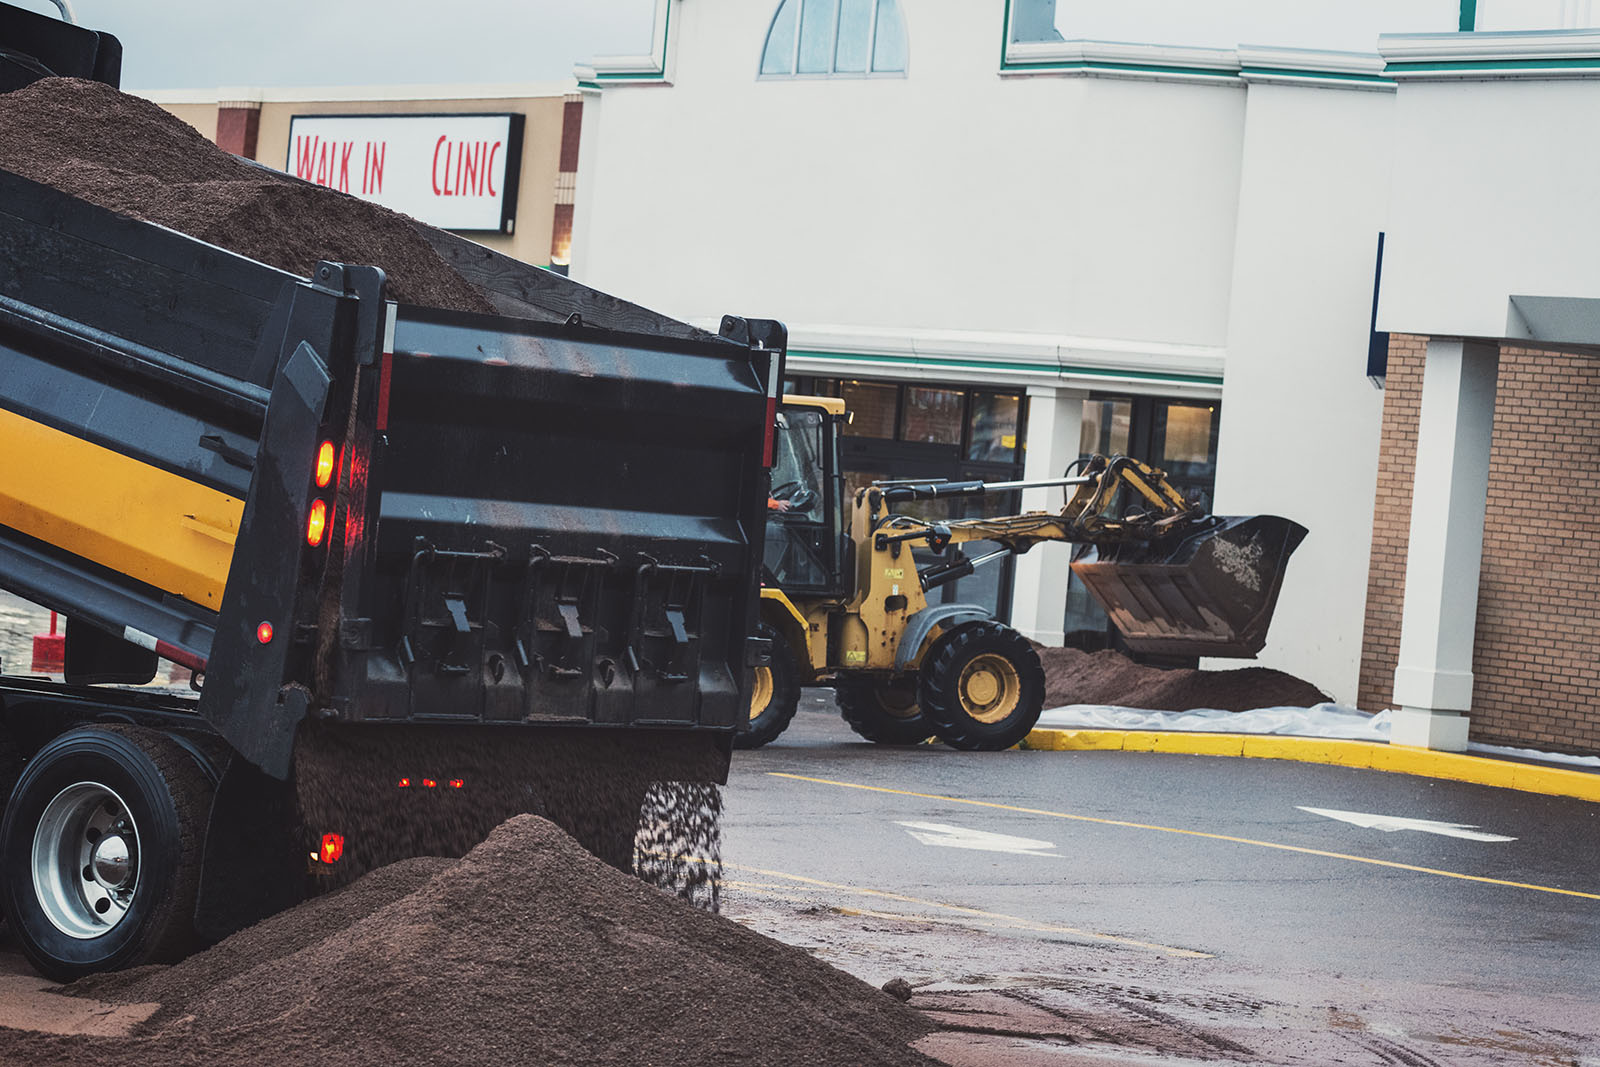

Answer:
[0,725,214,981]
[836,676,933,745]
[919,622,1045,751]
[735,623,801,749]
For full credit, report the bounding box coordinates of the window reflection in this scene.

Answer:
[761,0,908,76]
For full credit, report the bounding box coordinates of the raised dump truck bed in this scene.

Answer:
[0,163,781,977]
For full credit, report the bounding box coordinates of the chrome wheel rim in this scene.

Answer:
[32,782,141,939]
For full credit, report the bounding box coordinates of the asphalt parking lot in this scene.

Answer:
[720,690,1600,1064]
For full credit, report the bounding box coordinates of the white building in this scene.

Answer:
[571,0,1600,754]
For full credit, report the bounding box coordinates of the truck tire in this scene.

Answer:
[735,623,800,749]
[0,724,214,980]
[919,622,1045,751]
[836,675,933,746]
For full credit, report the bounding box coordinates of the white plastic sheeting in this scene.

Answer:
[1035,703,1600,770]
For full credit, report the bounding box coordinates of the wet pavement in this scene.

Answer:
[720,691,1600,1065]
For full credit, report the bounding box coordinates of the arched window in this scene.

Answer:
[760,0,908,77]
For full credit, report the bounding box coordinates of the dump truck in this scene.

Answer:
[745,396,1307,750]
[0,7,781,979]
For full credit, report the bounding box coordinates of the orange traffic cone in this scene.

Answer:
[31,611,65,674]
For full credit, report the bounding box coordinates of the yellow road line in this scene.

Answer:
[767,772,1600,901]
[720,862,1210,957]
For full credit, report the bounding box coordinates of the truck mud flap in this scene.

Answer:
[1070,514,1307,658]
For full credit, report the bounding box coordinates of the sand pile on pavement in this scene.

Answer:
[0,77,492,312]
[3,816,935,1067]
[1038,647,1329,712]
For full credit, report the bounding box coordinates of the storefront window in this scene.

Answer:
[839,380,896,438]
[902,387,963,444]
[1080,398,1132,457]
[967,393,1020,462]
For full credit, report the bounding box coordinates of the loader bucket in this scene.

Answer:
[1070,514,1307,659]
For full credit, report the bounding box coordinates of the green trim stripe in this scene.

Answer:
[1388,57,1600,74]
[1241,66,1393,85]
[787,348,1223,386]
[1002,59,1237,79]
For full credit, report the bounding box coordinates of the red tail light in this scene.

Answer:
[449,778,464,789]
[306,499,328,546]
[397,777,411,788]
[256,621,273,645]
[319,833,344,864]
[422,778,437,789]
[315,440,336,488]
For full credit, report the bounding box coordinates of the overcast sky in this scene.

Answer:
[11,0,1589,91]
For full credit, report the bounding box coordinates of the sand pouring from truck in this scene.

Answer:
[742,396,1308,750]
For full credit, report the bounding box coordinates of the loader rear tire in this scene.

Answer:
[919,622,1045,751]
[836,676,933,746]
[735,623,801,749]
[0,725,214,980]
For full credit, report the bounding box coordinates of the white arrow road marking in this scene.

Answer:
[1298,806,1517,842]
[896,821,1058,856]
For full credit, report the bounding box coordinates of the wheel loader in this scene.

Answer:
[740,396,1307,751]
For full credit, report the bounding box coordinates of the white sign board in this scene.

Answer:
[286,113,523,233]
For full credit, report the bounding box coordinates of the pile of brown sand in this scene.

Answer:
[0,78,493,313]
[9,817,934,1067]
[1039,647,1329,712]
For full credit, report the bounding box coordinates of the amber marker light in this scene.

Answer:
[320,833,344,864]
[306,499,328,546]
[315,440,337,487]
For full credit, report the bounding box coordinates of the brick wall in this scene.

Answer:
[1356,334,1425,713]
[1471,345,1600,752]
[1358,337,1600,754]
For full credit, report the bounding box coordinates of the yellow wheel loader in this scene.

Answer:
[739,397,1307,751]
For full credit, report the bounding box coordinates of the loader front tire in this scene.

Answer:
[836,675,933,746]
[735,623,801,749]
[919,622,1045,751]
[0,725,214,980]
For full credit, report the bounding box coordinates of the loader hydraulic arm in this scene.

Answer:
[870,453,1205,558]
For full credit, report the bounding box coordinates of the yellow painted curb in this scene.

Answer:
[1023,728,1600,804]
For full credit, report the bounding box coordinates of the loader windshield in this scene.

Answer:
[764,408,841,592]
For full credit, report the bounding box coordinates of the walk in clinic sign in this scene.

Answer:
[286,113,525,233]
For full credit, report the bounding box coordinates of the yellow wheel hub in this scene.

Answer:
[959,654,1020,724]
[749,666,773,721]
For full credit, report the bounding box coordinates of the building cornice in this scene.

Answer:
[997,0,1392,91]
[577,0,676,91]
[689,320,1225,396]
[1381,28,1600,80]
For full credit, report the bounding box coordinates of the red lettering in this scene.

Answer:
[294,136,319,181]
[487,141,501,197]
[338,142,352,192]
[314,141,328,186]
[462,142,479,197]
[454,140,464,197]
[432,135,447,196]
[369,142,385,195]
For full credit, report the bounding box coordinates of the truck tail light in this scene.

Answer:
[315,440,336,487]
[319,833,344,864]
[306,499,328,546]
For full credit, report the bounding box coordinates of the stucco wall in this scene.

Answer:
[1211,81,1393,701]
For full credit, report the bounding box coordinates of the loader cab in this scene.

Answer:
[764,396,849,596]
